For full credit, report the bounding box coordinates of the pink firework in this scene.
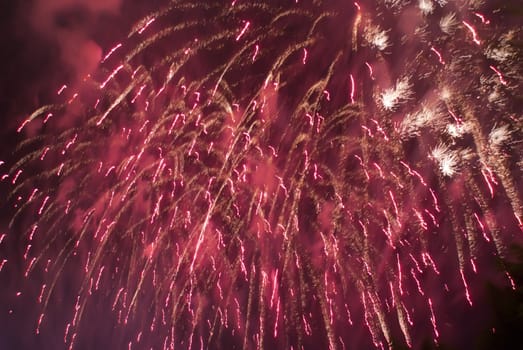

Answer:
[2,1,522,349]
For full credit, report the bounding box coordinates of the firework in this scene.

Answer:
[2,0,522,349]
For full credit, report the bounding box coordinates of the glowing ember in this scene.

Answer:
[2,1,522,349]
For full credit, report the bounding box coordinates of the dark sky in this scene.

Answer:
[0,1,522,349]
[0,2,158,349]
[0,0,157,131]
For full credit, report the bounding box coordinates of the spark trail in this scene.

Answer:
[3,0,523,349]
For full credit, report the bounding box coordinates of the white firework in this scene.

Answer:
[364,24,391,51]
[418,0,435,15]
[431,143,460,177]
[380,77,413,111]
[439,13,458,35]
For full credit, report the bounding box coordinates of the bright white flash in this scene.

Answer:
[419,0,435,15]
[431,143,459,177]
[365,25,390,51]
[446,122,470,138]
[401,104,443,137]
[440,13,457,35]
[381,78,413,111]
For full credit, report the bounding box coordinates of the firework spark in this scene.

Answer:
[2,0,522,349]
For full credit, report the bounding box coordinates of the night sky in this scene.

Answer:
[1,1,523,349]
[0,2,158,348]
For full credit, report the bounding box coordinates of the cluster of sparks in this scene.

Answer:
[2,0,522,349]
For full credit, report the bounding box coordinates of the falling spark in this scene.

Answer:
[463,21,481,45]
[5,1,522,350]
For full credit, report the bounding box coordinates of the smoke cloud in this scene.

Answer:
[29,0,122,82]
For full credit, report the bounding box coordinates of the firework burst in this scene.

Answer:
[2,0,523,349]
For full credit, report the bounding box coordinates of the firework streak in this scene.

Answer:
[4,0,523,349]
